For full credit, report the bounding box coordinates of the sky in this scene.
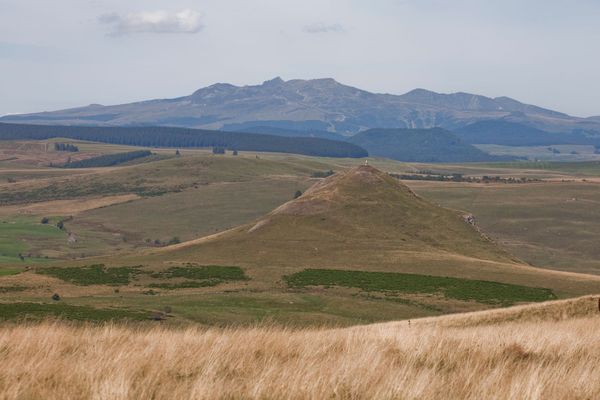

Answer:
[1,0,599,117]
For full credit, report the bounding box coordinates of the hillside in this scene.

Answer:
[3,159,600,326]
[0,122,368,158]
[2,296,599,399]
[231,125,345,141]
[3,77,599,135]
[453,120,600,146]
[162,164,513,264]
[153,165,600,299]
[347,128,514,162]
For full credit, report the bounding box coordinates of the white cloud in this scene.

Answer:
[303,22,344,34]
[99,9,204,36]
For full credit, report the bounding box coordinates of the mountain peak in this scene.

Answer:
[272,164,406,217]
[191,82,237,97]
[262,77,285,86]
[403,88,438,96]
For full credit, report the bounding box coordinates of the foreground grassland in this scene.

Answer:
[0,296,598,400]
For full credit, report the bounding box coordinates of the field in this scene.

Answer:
[0,216,65,263]
[285,269,557,305]
[2,139,600,326]
[475,143,600,161]
[1,138,600,398]
[0,296,598,399]
[408,180,600,273]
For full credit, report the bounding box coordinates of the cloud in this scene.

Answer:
[303,22,344,34]
[99,9,204,36]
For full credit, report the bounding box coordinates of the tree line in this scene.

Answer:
[54,142,79,152]
[60,150,152,168]
[0,123,368,158]
[389,172,541,184]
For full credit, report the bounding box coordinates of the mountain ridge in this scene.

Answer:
[3,77,598,135]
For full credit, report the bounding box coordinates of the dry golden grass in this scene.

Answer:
[0,194,140,216]
[1,296,599,399]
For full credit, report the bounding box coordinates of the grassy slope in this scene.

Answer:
[2,143,600,325]
[0,152,319,259]
[0,216,64,263]
[407,180,600,274]
[69,179,311,245]
[1,296,599,399]
[145,165,600,300]
[162,165,513,262]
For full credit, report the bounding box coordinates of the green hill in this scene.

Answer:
[153,165,600,300]
[162,165,516,271]
[5,164,600,325]
[348,128,513,162]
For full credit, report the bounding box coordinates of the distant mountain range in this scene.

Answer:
[3,77,600,136]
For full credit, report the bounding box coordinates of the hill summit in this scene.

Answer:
[164,165,515,273]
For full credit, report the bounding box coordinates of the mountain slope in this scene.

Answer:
[230,125,345,141]
[453,120,600,146]
[3,77,598,134]
[348,128,513,162]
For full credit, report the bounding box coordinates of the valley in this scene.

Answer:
[2,139,600,326]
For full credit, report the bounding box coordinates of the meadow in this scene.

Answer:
[408,180,600,273]
[0,296,598,400]
[2,139,600,326]
[0,216,64,263]
[286,268,557,305]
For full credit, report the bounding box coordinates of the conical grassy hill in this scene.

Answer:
[161,165,525,279]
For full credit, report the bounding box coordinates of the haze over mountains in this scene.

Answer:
[3,77,600,135]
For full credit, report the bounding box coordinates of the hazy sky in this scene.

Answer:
[1,0,599,117]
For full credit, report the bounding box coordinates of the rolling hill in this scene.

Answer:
[152,164,600,299]
[347,128,515,162]
[3,77,599,135]
[161,164,513,264]
[453,120,600,146]
[3,158,600,327]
